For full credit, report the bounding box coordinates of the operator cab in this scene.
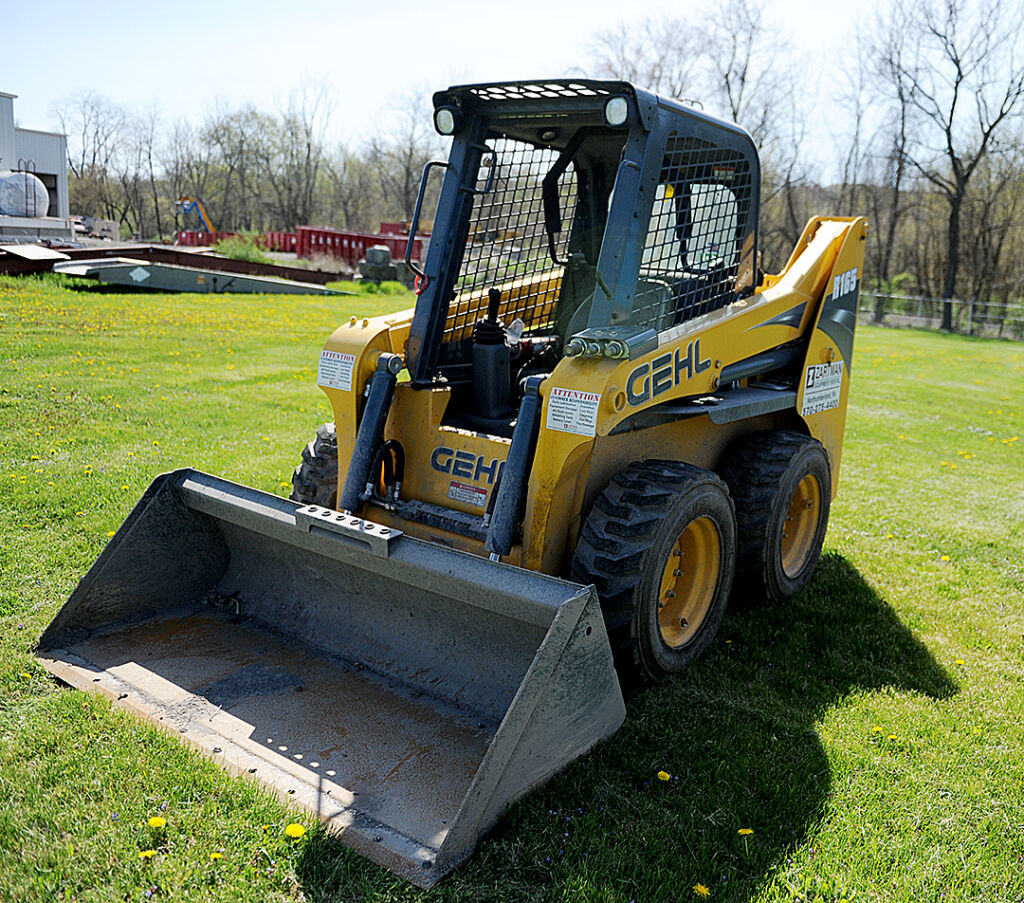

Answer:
[404,80,760,436]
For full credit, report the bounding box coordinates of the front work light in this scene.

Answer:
[604,96,629,127]
[434,106,462,135]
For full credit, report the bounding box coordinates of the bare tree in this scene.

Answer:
[591,18,701,101]
[258,83,333,229]
[367,91,445,222]
[52,91,129,222]
[202,104,275,231]
[164,119,214,230]
[589,0,793,148]
[323,145,380,231]
[882,0,1024,329]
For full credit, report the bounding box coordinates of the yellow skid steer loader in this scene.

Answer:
[38,80,866,887]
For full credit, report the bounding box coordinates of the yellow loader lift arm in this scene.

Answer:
[39,80,866,888]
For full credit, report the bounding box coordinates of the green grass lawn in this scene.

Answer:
[1,274,1022,902]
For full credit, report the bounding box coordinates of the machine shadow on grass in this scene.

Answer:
[294,553,957,902]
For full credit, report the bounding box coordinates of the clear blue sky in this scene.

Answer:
[2,0,864,172]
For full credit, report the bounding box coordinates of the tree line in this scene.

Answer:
[55,83,444,241]
[56,0,1023,332]
[594,0,1024,331]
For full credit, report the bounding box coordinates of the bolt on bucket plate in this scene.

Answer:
[36,470,625,887]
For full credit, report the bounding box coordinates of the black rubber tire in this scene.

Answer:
[718,430,832,606]
[571,460,737,684]
[289,422,339,509]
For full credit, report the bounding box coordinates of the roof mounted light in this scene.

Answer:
[603,96,629,128]
[434,106,463,135]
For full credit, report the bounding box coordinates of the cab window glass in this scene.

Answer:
[631,135,753,332]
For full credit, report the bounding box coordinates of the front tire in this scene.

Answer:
[290,422,339,508]
[719,431,832,605]
[572,460,737,683]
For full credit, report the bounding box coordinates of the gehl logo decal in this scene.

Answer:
[431,447,506,484]
[627,339,711,406]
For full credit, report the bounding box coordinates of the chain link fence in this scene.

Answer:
[859,291,1024,340]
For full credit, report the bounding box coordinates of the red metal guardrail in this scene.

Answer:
[175,225,425,264]
[175,230,238,247]
[295,227,424,265]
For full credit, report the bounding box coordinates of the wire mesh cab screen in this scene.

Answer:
[631,133,754,333]
[443,139,577,343]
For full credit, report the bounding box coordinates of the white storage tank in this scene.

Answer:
[0,170,50,217]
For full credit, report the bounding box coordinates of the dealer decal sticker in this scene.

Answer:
[317,350,356,391]
[546,387,600,437]
[801,361,844,416]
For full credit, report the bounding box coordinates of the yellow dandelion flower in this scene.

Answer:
[139,849,156,860]
[657,770,671,781]
[106,530,116,537]
[284,823,306,839]
[955,658,965,665]
[19,672,31,679]
[872,726,883,733]
[147,816,166,829]
[737,828,753,835]
[694,884,711,898]
[209,851,223,860]
[940,555,950,562]
[888,734,897,740]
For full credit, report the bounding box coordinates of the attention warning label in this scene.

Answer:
[317,350,356,392]
[801,361,844,416]
[546,387,600,437]
[448,481,488,509]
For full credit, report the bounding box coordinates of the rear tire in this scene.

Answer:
[572,460,737,683]
[290,422,339,509]
[719,431,831,605]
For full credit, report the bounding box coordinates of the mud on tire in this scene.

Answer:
[290,422,339,509]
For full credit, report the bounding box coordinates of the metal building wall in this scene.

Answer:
[15,128,70,218]
[0,93,16,171]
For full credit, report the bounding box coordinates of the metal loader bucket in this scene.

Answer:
[37,470,625,887]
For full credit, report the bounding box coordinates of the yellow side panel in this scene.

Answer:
[385,384,511,515]
[317,308,414,500]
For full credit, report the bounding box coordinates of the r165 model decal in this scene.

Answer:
[627,339,712,406]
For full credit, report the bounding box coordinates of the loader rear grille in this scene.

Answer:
[444,139,577,342]
[631,133,754,332]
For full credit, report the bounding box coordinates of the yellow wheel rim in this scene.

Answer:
[780,474,821,578]
[657,516,721,648]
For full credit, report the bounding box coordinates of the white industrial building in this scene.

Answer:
[0,91,74,242]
